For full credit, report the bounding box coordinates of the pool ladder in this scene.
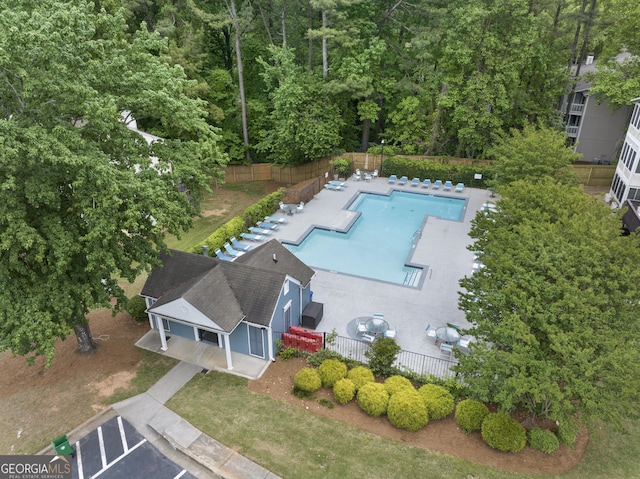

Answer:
[403,268,421,287]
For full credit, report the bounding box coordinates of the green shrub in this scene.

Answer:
[455,399,490,433]
[318,359,347,388]
[357,382,389,417]
[384,376,414,396]
[126,295,148,322]
[528,428,560,454]
[387,389,429,432]
[481,413,527,453]
[333,378,356,405]
[365,337,401,377]
[418,384,454,420]
[347,366,375,391]
[443,377,471,400]
[308,349,356,368]
[293,368,322,393]
[557,418,580,447]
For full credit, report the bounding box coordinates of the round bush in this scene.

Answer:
[333,378,356,405]
[318,359,347,388]
[418,384,454,420]
[387,389,429,432]
[357,382,390,417]
[384,376,414,396]
[481,413,527,452]
[293,368,322,393]
[528,428,560,454]
[347,366,375,391]
[126,295,148,322]
[455,399,490,433]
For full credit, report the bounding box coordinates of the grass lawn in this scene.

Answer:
[167,372,640,479]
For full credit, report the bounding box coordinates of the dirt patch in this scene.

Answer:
[249,357,588,474]
[89,370,137,398]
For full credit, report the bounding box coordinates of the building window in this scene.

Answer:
[619,141,637,171]
[612,173,626,203]
[631,104,640,130]
[162,318,170,332]
[628,188,640,201]
[284,280,289,296]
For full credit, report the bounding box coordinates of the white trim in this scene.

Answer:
[247,325,266,359]
[223,334,233,370]
[157,316,168,351]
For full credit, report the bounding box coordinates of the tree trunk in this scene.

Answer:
[74,323,98,354]
[321,9,328,79]
[308,1,313,70]
[281,0,287,46]
[229,0,251,162]
[361,117,371,152]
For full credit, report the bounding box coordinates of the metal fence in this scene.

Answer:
[277,332,457,380]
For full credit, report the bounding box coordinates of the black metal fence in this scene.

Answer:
[276,332,457,380]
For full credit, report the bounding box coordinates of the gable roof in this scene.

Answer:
[141,240,314,332]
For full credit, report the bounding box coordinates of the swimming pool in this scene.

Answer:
[285,191,466,286]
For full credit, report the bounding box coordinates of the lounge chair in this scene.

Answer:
[388,174,397,183]
[296,202,305,213]
[432,180,442,189]
[328,180,347,187]
[455,183,464,192]
[398,176,408,185]
[214,248,234,262]
[443,180,453,191]
[223,243,245,257]
[240,232,264,241]
[383,327,397,339]
[264,216,287,224]
[421,179,431,188]
[249,226,272,235]
[257,221,278,230]
[230,236,253,251]
[324,183,344,191]
[410,178,420,187]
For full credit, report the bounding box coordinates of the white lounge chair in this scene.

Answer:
[455,183,464,192]
[240,232,264,241]
[264,216,287,224]
[249,226,272,235]
[410,178,420,187]
[223,243,245,257]
[421,179,431,188]
[443,180,453,191]
[230,236,252,251]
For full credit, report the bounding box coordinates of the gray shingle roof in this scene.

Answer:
[141,241,314,332]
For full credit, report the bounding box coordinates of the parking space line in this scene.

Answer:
[91,438,147,479]
[97,426,107,469]
[75,440,84,479]
[173,470,188,479]
[117,416,128,452]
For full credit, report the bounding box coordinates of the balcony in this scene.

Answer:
[566,126,579,137]
[570,103,585,114]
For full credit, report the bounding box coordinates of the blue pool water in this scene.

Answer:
[286,191,465,286]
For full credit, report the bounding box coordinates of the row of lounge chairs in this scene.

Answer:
[216,212,292,261]
[388,176,464,192]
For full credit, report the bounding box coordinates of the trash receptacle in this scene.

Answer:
[310,290,314,301]
[52,434,74,456]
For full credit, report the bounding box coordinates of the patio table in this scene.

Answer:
[282,204,298,215]
[365,317,389,336]
[436,326,460,344]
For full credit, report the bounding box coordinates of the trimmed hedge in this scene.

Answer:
[381,156,493,187]
[528,428,560,454]
[481,413,527,453]
[333,378,356,405]
[293,368,322,393]
[347,366,375,391]
[192,188,285,255]
[418,384,454,420]
[318,359,347,388]
[455,399,490,434]
[387,389,429,432]
[384,376,414,396]
[357,382,390,417]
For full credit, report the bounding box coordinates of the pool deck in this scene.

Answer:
[268,177,496,359]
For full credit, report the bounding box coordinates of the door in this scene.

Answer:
[248,326,264,358]
[199,329,219,345]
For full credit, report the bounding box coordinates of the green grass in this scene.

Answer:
[102,351,179,404]
[167,372,640,479]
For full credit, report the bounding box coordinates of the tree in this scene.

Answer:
[487,123,580,190]
[457,179,640,436]
[0,0,225,365]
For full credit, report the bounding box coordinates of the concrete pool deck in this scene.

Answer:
[266,177,496,359]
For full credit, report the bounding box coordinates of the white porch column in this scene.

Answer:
[223,334,234,370]
[157,316,168,351]
[267,327,275,362]
[193,327,200,341]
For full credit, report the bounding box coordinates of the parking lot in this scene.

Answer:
[71,415,197,479]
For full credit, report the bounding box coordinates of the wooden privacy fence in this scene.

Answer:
[223,156,615,189]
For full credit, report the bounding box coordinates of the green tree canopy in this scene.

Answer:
[458,179,640,435]
[488,123,580,190]
[0,0,225,365]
